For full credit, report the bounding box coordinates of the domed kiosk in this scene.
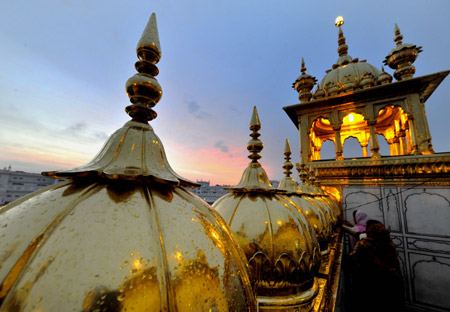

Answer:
[213,107,321,311]
[0,14,257,312]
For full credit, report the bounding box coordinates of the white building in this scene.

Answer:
[190,180,231,204]
[0,167,65,205]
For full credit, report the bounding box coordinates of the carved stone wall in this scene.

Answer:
[343,185,450,312]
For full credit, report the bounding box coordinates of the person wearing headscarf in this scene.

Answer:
[343,210,371,250]
[349,220,405,312]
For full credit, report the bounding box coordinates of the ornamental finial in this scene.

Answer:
[384,23,423,81]
[301,57,306,74]
[282,139,294,177]
[293,58,317,102]
[125,13,163,122]
[336,20,348,57]
[394,23,403,45]
[247,106,263,164]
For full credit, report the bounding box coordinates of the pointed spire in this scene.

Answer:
[336,22,348,57]
[126,13,163,122]
[301,58,306,74]
[278,139,298,193]
[232,107,274,192]
[247,106,263,164]
[384,23,422,81]
[137,13,161,60]
[282,139,293,178]
[293,58,317,102]
[378,66,393,85]
[394,24,403,46]
[332,16,353,69]
[43,13,198,188]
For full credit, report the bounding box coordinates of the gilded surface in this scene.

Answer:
[278,139,332,253]
[0,181,256,311]
[214,108,321,309]
[307,153,450,186]
[0,12,257,311]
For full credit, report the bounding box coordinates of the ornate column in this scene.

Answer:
[368,121,381,158]
[398,129,407,155]
[299,115,311,165]
[407,94,434,154]
[333,125,344,160]
[408,115,420,155]
[361,142,369,157]
[387,137,399,156]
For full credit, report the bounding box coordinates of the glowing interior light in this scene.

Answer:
[348,113,354,122]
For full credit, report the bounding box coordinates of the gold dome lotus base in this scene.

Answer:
[257,279,319,312]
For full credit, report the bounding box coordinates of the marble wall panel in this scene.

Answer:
[402,188,450,238]
[407,238,450,254]
[342,187,384,224]
[409,253,450,310]
[383,187,402,232]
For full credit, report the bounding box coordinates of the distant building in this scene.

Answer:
[190,180,231,204]
[0,167,65,205]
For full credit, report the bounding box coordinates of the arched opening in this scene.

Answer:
[375,134,390,156]
[343,136,363,158]
[310,117,334,160]
[320,139,335,160]
[375,105,410,155]
[341,112,370,158]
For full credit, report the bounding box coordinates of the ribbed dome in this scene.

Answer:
[278,139,332,254]
[0,181,255,311]
[0,13,257,312]
[313,22,382,99]
[213,107,321,311]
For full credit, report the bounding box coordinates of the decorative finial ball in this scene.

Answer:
[335,16,344,27]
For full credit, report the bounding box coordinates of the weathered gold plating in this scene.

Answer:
[214,108,321,310]
[0,13,258,311]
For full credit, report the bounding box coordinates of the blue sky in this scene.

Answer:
[0,0,449,185]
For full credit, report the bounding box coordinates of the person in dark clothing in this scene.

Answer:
[349,220,405,312]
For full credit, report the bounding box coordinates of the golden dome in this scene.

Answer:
[314,20,381,99]
[278,139,332,254]
[0,13,257,312]
[213,107,321,311]
[296,163,339,231]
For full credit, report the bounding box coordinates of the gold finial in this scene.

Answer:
[247,106,263,164]
[337,21,348,57]
[301,57,306,74]
[125,13,162,122]
[394,23,403,45]
[293,58,317,102]
[384,23,423,81]
[282,139,294,177]
[335,16,344,27]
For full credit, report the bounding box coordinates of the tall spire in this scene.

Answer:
[232,106,274,192]
[126,13,162,122]
[247,106,263,164]
[43,13,197,187]
[333,16,354,68]
[394,23,403,46]
[278,139,300,193]
[282,139,293,178]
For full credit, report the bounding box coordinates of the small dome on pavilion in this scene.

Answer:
[213,107,321,311]
[313,18,382,99]
[0,13,257,312]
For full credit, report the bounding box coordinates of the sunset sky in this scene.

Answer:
[1,0,449,185]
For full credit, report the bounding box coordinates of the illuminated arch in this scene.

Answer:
[375,105,410,155]
[309,117,334,160]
